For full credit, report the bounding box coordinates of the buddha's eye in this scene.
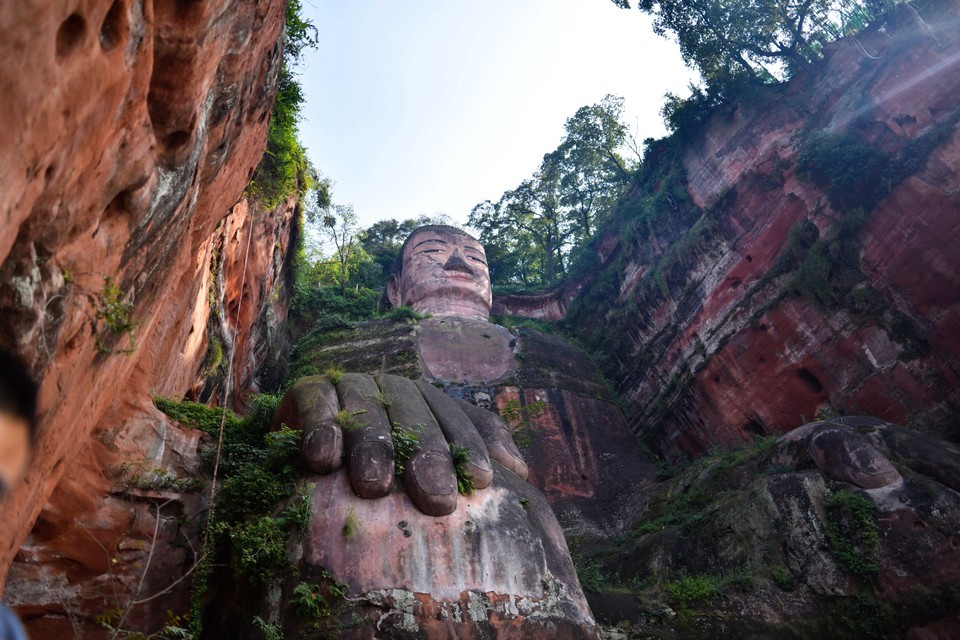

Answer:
[419,249,444,255]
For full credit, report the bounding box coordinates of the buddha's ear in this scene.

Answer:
[386,274,402,307]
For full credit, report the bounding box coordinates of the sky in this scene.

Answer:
[297,1,698,230]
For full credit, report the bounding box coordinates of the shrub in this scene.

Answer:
[95,277,138,353]
[391,423,421,476]
[325,364,344,384]
[796,133,895,212]
[666,574,722,605]
[825,490,880,577]
[385,305,427,322]
[575,561,608,593]
[341,507,359,540]
[449,444,475,495]
[227,515,289,580]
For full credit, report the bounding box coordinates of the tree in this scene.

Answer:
[613,0,892,87]
[470,175,569,286]
[549,94,634,243]
[320,204,362,296]
[469,96,634,287]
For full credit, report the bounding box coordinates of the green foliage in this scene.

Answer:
[825,490,880,577]
[291,285,380,326]
[95,276,137,354]
[118,461,203,494]
[385,305,428,323]
[246,0,317,207]
[470,95,634,287]
[335,409,364,432]
[666,574,722,605]
[632,437,776,535]
[822,593,897,640]
[153,396,241,433]
[291,574,347,621]
[218,467,286,524]
[576,560,609,593]
[285,484,314,532]
[342,507,359,540]
[616,0,886,89]
[391,422,421,476]
[252,616,282,640]
[311,204,366,295]
[203,333,224,379]
[659,78,762,140]
[265,424,301,462]
[449,444,475,496]
[665,570,754,606]
[155,394,307,606]
[293,581,330,619]
[771,565,795,590]
[325,364,344,384]
[499,399,546,448]
[796,133,896,212]
[226,515,289,580]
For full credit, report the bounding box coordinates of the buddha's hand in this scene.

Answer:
[272,372,528,516]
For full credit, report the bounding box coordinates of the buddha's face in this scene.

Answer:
[387,229,492,320]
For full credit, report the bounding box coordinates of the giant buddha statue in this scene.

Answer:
[228,226,650,638]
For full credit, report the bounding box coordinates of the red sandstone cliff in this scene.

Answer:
[565,4,960,459]
[0,0,294,633]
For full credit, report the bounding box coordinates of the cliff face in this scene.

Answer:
[0,0,293,633]
[568,5,960,460]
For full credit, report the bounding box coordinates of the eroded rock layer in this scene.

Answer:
[0,0,291,633]
[567,5,960,459]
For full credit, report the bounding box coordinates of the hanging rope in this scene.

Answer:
[202,209,255,551]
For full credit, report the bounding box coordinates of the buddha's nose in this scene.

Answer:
[443,250,473,275]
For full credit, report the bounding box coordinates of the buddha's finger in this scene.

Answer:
[272,375,342,474]
[337,373,394,499]
[415,381,493,491]
[455,398,529,481]
[381,375,457,516]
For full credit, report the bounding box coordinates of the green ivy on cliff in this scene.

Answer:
[824,490,880,578]
[246,0,318,208]
[154,394,311,634]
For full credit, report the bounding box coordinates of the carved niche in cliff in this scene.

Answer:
[203,226,655,638]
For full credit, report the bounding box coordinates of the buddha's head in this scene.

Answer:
[386,226,492,320]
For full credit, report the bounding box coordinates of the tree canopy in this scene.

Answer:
[469,95,635,288]
[613,0,893,87]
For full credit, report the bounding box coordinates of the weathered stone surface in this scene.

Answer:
[585,418,960,639]
[418,317,517,384]
[0,0,290,633]
[296,465,598,638]
[492,285,581,321]
[295,317,656,538]
[564,6,960,459]
[273,375,342,473]
[806,424,902,489]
